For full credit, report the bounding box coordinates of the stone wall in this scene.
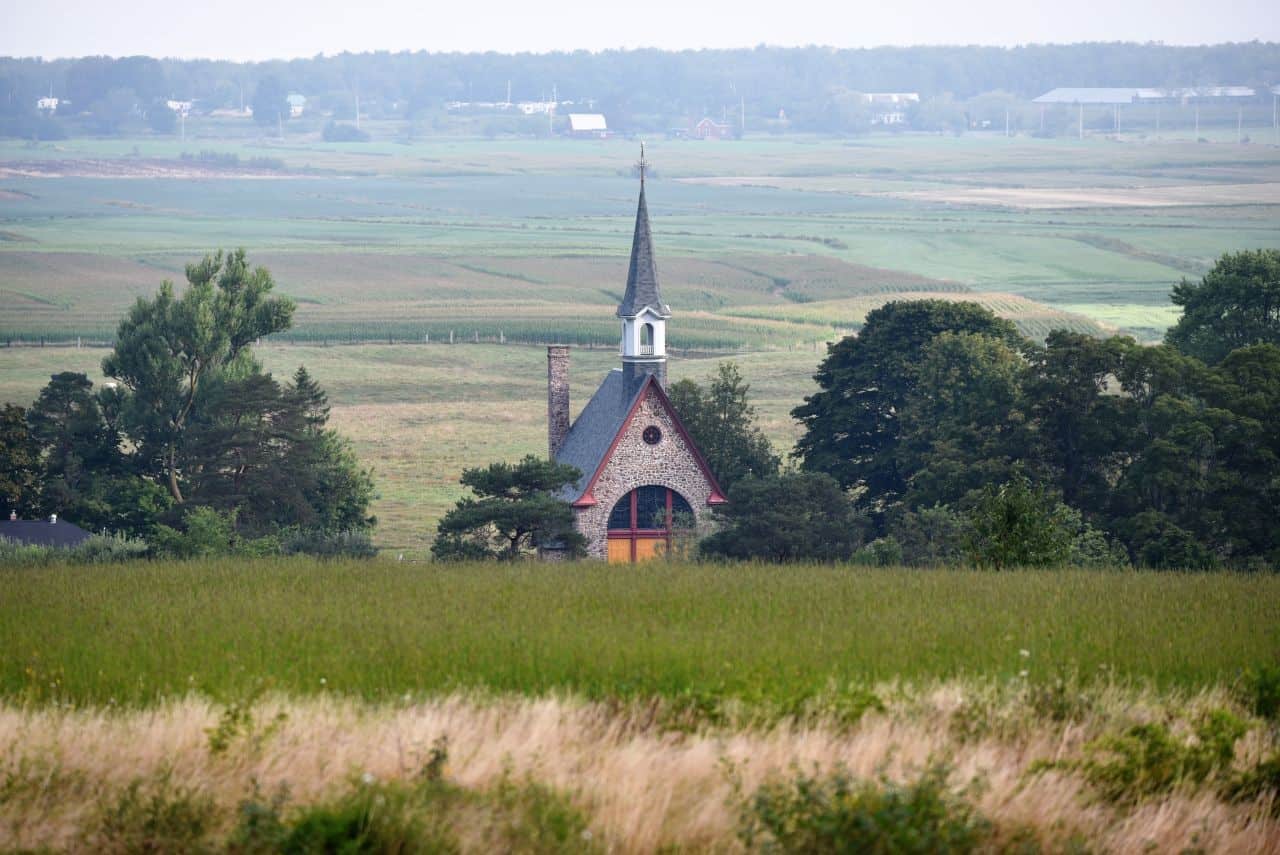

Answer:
[573,387,716,559]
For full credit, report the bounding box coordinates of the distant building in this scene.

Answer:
[1034,86,1258,105]
[36,96,59,113]
[1,513,91,548]
[517,101,557,115]
[861,92,919,125]
[166,100,193,115]
[568,113,608,137]
[286,93,307,117]
[692,117,732,139]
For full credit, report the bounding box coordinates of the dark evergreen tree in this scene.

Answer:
[0,404,41,516]
[433,456,584,560]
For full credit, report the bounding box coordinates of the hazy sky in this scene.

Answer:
[3,0,1277,60]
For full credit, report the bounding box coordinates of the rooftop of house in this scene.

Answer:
[1,514,92,548]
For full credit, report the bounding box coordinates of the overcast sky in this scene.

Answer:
[3,0,1277,60]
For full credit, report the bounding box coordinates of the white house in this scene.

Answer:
[286,94,307,117]
[36,96,59,113]
[568,113,608,137]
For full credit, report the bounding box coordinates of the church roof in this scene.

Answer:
[616,183,671,319]
[554,369,641,501]
[554,370,726,507]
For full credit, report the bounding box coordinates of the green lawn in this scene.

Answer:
[3,559,1276,706]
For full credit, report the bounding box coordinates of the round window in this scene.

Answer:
[642,425,662,445]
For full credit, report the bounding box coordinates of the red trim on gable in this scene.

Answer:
[572,374,728,508]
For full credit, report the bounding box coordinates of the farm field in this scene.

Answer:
[1,560,1278,852]
[2,134,1278,348]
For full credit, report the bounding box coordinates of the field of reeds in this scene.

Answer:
[1,560,1278,852]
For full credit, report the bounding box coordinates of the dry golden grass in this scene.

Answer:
[2,683,1276,853]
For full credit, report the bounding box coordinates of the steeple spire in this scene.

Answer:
[617,143,671,320]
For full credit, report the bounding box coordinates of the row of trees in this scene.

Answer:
[435,250,1280,568]
[5,43,1279,138]
[1,250,375,556]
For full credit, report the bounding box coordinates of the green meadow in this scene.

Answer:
[3,559,1276,705]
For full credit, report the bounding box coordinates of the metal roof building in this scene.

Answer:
[1034,86,1258,105]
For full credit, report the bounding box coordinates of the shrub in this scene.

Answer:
[1237,664,1280,720]
[853,537,904,567]
[90,776,218,853]
[1079,710,1247,804]
[0,533,149,566]
[281,528,378,559]
[738,764,990,854]
[322,121,371,142]
[1222,753,1280,816]
[963,477,1075,570]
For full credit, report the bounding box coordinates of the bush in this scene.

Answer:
[738,764,990,854]
[322,121,370,142]
[90,777,218,853]
[963,478,1075,570]
[1237,664,1280,720]
[281,528,378,558]
[1079,710,1246,804]
[701,472,866,562]
[0,532,150,566]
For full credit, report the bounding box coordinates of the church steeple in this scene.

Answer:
[618,144,670,388]
[617,143,671,321]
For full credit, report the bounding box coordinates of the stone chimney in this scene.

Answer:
[547,345,570,458]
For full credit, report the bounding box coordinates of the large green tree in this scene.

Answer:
[433,456,584,560]
[896,331,1034,509]
[251,76,290,127]
[792,300,1027,526]
[103,249,294,504]
[667,362,778,491]
[1165,250,1280,365]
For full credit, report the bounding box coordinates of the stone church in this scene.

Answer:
[542,161,726,562]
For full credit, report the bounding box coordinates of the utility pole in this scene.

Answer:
[1155,105,1160,137]
[1004,107,1009,137]
[1195,104,1200,137]
[741,94,746,135]
[355,87,361,131]
[179,109,185,142]
[1237,106,1243,144]
[1039,105,1045,134]
[506,79,511,105]
[277,109,283,140]
[1078,103,1083,139]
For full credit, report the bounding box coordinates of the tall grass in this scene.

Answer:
[1,560,1275,706]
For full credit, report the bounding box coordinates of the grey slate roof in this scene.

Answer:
[554,369,648,501]
[616,186,671,319]
[1,519,92,548]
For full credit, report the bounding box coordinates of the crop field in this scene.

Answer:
[1,560,1278,852]
[2,134,1278,348]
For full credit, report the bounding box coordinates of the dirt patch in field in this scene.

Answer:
[877,182,1280,209]
[0,159,292,180]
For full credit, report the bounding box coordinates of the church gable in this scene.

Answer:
[569,377,725,559]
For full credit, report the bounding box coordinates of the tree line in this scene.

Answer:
[3,42,1279,138]
[1,250,376,559]
[437,250,1280,569]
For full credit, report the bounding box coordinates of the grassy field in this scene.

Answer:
[2,559,1277,852]
[3,559,1275,705]
[2,134,1277,346]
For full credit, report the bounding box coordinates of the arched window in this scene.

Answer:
[606,485,694,563]
[639,323,654,355]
